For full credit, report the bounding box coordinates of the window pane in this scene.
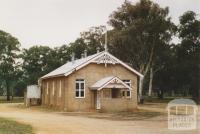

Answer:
[81,83,84,89]
[80,91,84,97]
[123,80,131,86]
[75,79,85,98]
[76,83,79,90]
[76,79,84,81]
[76,91,79,97]
[122,91,125,96]
[127,91,130,96]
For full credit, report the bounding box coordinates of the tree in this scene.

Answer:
[108,0,175,99]
[54,44,72,65]
[22,46,59,85]
[80,26,105,55]
[69,26,105,59]
[0,30,21,101]
[176,11,200,101]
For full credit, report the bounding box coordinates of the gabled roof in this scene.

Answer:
[41,51,143,79]
[90,76,132,90]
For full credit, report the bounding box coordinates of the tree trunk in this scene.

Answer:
[148,67,153,97]
[138,77,144,103]
[138,37,156,103]
[158,89,164,99]
[6,81,10,101]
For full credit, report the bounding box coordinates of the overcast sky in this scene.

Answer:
[0,0,199,49]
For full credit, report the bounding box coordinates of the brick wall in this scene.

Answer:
[41,63,138,111]
[100,98,136,112]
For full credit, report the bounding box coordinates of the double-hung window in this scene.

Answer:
[122,80,131,98]
[75,79,85,98]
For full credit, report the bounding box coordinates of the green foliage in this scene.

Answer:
[176,11,200,99]
[0,0,199,100]
[108,0,175,73]
[22,46,60,85]
[0,30,21,100]
[108,0,176,99]
[69,26,105,59]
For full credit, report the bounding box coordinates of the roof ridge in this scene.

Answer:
[41,51,105,79]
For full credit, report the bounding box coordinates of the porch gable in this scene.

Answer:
[90,76,132,91]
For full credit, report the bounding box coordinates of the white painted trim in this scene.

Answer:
[122,79,131,98]
[75,79,85,98]
[97,77,132,91]
[104,52,143,77]
[96,91,101,109]
[63,51,143,78]
[43,51,143,79]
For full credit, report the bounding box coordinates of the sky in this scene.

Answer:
[0,0,199,49]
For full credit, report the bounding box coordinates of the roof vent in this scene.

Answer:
[71,52,75,64]
[96,47,100,53]
[84,49,87,57]
[81,53,84,59]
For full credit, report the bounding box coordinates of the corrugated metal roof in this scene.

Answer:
[41,51,143,79]
[90,76,114,89]
[41,51,104,79]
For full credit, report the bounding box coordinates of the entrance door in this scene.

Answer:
[96,91,101,109]
[111,88,119,98]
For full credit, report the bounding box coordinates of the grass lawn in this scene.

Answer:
[0,117,34,134]
[0,96,24,103]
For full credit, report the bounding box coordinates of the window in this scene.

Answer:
[123,80,131,98]
[122,91,125,97]
[75,79,85,98]
[59,80,62,97]
[52,81,55,96]
[46,82,49,95]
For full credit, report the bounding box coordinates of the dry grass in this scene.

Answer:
[0,96,24,103]
[60,108,164,121]
[0,117,34,134]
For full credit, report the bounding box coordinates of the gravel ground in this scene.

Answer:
[0,103,198,134]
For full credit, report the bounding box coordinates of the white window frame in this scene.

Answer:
[59,80,62,97]
[46,82,49,95]
[52,81,55,96]
[123,80,131,98]
[75,79,85,98]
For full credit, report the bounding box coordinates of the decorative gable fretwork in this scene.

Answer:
[92,53,118,66]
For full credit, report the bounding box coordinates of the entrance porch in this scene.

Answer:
[90,76,135,112]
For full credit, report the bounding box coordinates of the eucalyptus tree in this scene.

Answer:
[176,11,200,100]
[22,46,58,85]
[108,0,175,99]
[67,26,105,59]
[0,30,21,101]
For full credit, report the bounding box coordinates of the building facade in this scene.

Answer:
[40,51,143,112]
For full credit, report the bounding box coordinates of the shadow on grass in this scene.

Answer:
[61,109,165,121]
[0,117,34,134]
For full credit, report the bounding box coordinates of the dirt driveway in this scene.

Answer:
[0,103,198,134]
